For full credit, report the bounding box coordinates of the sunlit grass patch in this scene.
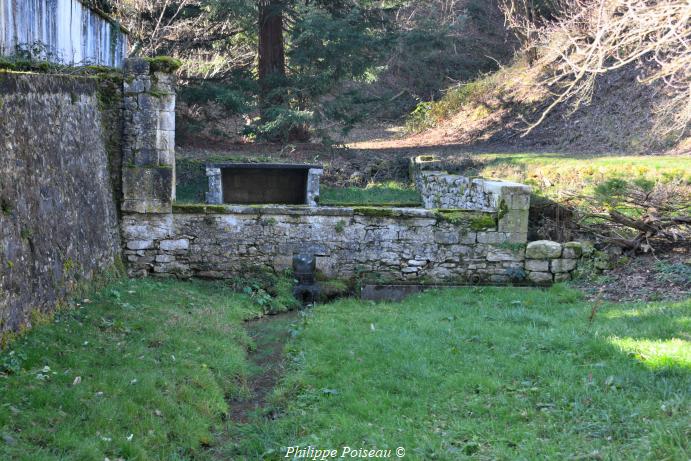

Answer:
[610,338,690,370]
[465,153,691,200]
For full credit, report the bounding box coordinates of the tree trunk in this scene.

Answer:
[258,0,286,102]
[257,0,310,142]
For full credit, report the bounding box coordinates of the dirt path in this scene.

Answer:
[228,310,301,423]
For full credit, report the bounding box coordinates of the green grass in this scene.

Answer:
[464,152,690,200]
[225,286,690,460]
[0,277,295,461]
[320,182,422,206]
[2,280,689,460]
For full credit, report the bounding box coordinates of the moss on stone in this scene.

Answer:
[318,279,352,302]
[0,59,52,73]
[495,242,527,252]
[353,207,402,218]
[173,204,228,214]
[470,213,498,231]
[434,210,496,230]
[145,56,182,73]
[497,199,509,221]
[149,88,168,99]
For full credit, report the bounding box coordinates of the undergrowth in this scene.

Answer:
[406,77,497,133]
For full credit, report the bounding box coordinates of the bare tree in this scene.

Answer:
[111,0,254,79]
[501,0,690,138]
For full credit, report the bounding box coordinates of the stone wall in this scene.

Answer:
[117,75,581,289]
[122,206,528,283]
[525,240,583,283]
[410,155,531,243]
[0,73,122,334]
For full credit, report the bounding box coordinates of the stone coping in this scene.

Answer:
[171,204,496,219]
[206,162,323,170]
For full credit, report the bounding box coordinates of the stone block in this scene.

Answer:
[127,240,154,250]
[477,232,510,244]
[158,111,176,131]
[526,240,562,259]
[158,95,176,112]
[434,231,459,245]
[123,77,151,94]
[498,209,529,236]
[525,259,549,272]
[137,94,159,113]
[155,254,175,263]
[407,260,427,267]
[156,130,175,151]
[528,271,553,284]
[554,273,572,282]
[460,231,477,244]
[133,148,159,167]
[551,258,577,273]
[487,248,524,262]
[122,167,174,212]
[563,241,583,258]
[152,73,176,94]
[158,148,175,166]
[124,58,150,75]
[159,238,189,251]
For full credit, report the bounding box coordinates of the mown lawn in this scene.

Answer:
[225,286,690,460]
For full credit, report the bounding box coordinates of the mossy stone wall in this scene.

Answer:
[0,73,122,335]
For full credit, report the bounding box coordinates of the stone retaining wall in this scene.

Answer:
[410,156,531,243]
[122,206,530,283]
[0,73,121,334]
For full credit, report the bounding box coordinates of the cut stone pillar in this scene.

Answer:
[206,167,222,204]
[306,168,324,207]
[121,58,176,213]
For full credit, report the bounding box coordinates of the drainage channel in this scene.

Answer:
[228,309,302,423]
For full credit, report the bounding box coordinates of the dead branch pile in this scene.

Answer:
[571,178,691,253]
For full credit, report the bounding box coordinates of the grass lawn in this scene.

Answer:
[2,280,688,460]
[225,286,690,460]
[463,153,690,200]
[320,182,421,206]
[0,278,294,461]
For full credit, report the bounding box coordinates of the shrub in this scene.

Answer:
[405,76,497,132]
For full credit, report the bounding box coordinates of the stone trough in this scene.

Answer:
[205,163,323,207]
